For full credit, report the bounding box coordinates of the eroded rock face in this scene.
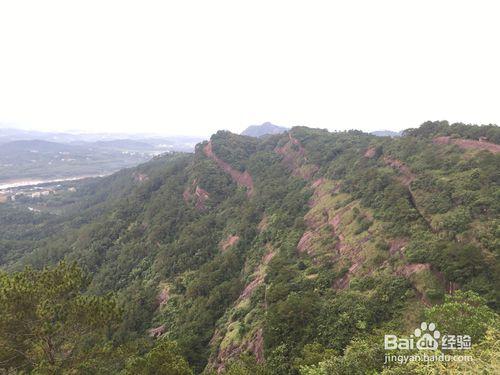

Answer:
[157,286,170,307]
[434,136,500,154]
[257,215,268,233]
[148,324,165,338]
[297,178,366,289]
[247,328,264,364]
[364,147,376,158]
[220,235,240,252]
[183,179,210,210]
[211,328,264,373]
[297,231,315,255]
[383,156,415,186]
[207,249,274,373]
[133,172,149,182]
[236,250,276,302]
[194,186,210,209]
[203,141,254,196]
[275,133,318,180]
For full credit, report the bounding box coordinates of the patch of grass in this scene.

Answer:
[220,321,242,350]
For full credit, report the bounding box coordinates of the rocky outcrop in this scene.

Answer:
[183,179,210,210]
[157,286,170,308]
[257,215,268,233]
[236,249,275,302]
[364,147,376,158]
[297,230,315,255]
[220,235,240,252]
[275,133,318,180]
[210,328,264,373]
[208,249,274,372]
[132,172,149,183]
[148,324,165,338]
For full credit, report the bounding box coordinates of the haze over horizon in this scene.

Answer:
[1,1,499,136]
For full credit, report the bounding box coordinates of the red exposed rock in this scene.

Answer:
[183,179,210,210]
[203,141,254,196]
[247,328,264,363]
[333,259,365,290]
[364,147,376,158]
[389,238,408,257]
[275,133,318,180]
[157,286,170,307]
[308,178,339,208]
[297,231,315,255]
[238,274,264,301]
[237,250,275,301]
[209,329,223,347]
[332,246,365,290]
[299,180,353,257]
[328,202,355,232]
[330,213,343,231]
[209,247,275,373]
[434,136,500,154]
[194,186,210,210]
[383,156,415,186]
[212,328,264,373]
[133,172,149,182]
[257,215,268,233]
[311,178,325,188]
[262,249,276,265]
[220,235,240,252]
[148,325,165,338]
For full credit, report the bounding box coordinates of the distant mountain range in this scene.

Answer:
[241,122,289,137]
[242,123,404,138]
[0,127,204,150]
[0,139,77,154]
[370,130,402,137]
[0,128,205,184]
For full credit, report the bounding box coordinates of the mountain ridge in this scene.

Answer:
[0,121,499,373]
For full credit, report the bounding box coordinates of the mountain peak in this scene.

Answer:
[241,122,289,137]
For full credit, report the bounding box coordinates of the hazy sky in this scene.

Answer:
[1,1,499,136]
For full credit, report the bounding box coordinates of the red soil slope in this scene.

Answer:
[434,136,500,154]
[203,141,254,197]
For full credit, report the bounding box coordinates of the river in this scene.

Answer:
[0,175,106,190]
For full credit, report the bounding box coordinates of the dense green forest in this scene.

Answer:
[0,121,499,374]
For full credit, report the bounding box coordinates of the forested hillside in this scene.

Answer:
[0,121,499,374]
